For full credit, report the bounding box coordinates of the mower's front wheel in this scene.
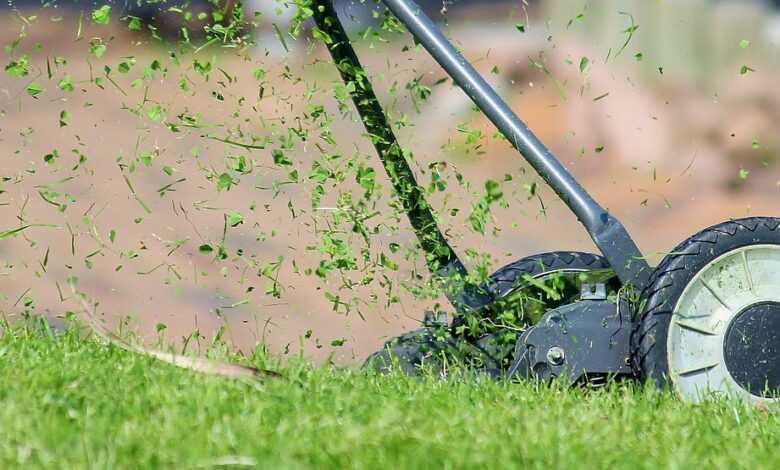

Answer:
[633,217,780,404]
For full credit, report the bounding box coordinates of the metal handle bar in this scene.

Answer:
[312,0,495,311]
[381,0,650,287]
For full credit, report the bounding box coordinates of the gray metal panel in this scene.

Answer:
[509,299,634,382]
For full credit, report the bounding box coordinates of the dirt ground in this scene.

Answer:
[2,7,780,365]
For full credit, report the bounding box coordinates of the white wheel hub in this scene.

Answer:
[669,244,780,404]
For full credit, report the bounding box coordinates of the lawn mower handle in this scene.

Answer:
[381,0,650,288]
[312,0,494,312]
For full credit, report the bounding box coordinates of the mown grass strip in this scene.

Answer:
[0,323,778,469]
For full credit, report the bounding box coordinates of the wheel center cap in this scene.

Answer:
[724,301,780,397]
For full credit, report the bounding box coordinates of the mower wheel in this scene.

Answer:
[364,325,462,376]
[486,251,611,298]
[633,217,780,404]
[366,251,615,375]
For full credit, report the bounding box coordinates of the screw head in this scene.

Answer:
[546,346,565,366]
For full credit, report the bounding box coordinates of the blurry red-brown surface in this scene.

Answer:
[2,0,780,365]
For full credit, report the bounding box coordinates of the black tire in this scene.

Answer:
[486,251,610,298]
[364,325,460,375]
[632,216,780,388]
[366,251,613,374]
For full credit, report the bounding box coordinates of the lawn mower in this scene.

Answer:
[311,0,780,405]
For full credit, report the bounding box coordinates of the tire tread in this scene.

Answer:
[632,216,780,386]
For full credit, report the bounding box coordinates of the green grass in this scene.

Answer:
[1,323,779,469]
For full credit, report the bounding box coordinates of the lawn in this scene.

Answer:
[1,322,778,469]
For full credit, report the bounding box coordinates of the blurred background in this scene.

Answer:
[2,0,780,364]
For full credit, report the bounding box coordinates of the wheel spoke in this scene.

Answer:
[677,362,718,377]
[699,278,733,313]
[674,318,717,336]
[741,250,755,294]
